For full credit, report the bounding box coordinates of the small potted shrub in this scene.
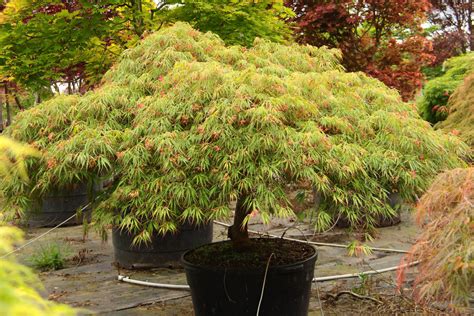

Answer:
[1,81,213,269]
[0,95,114,227]
[70,24,464,314]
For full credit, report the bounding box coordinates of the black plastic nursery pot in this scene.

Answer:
[182,239,318,316]
[27,182,91,228]
[112,221,213,269]
[336,192,402,228]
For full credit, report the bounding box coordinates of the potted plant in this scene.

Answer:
[4,22,466,282]
[65,24,464,314]
[0,94,118,227]
[1,78,213,270]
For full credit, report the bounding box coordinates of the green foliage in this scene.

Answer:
[0,138,75,315]
[1,23,467,244]
[29,243,69,271]
[0,0,293,93]
[0,0,110,89]
[421,64,444,81]
[0,227,76,316]
[0,0,156,91]
[398,168,473,312]
[156,0,294,47]
[0,136,39,181]
[436,73,474,151]
[418,53,474,124]
[347,241,373,257]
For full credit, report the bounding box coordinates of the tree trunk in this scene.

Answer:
[0,98,3,133]
[14,95,23,110]
[34,92,41,105]
[227,193,252,250]
[469,0,473,51]
[5,84,11,127]
[53,82,61,94]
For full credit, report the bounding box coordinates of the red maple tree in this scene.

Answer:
[428,0,473,65]
[287,0,435,100]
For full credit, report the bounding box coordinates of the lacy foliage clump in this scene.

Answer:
[1,23,467,243]
[436,73,474,151]
[398,168,473,312]
[418,53,474,124]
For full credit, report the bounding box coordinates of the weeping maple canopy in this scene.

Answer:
[2,23,467,243]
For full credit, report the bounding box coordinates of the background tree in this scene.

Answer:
[286,0,434,100]
[154,0,294,47]
[436,72,474,151]
[428,0,473,65]
[0,0,293,109]
[0,0,157,95]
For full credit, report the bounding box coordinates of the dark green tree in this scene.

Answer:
[155,0,294,47]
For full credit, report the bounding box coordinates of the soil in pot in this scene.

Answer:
[182,238,317,316]
[26,182,92,228]
[113,221,213,269]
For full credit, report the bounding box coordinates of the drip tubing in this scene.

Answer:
[116,260,420,289]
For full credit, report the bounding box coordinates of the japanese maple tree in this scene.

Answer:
[287,0,434,100]
[2,24,466,248]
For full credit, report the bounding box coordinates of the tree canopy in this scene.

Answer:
[1,23,467,244]
[428,0,473,63]
[156,0,294,47]
[0,0,156,92]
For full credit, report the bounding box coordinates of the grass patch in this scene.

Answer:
[29,243,70,271]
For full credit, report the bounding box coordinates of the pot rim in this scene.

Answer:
[181,238,318,273]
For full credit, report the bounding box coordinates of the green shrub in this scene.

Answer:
[436,73,474,152]
[418,53,474,124]
[29,243,70,271]
[1,23,467,241]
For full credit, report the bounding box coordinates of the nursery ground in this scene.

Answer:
[16,211,445,315]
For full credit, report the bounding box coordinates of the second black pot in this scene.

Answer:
[27,182,91,228]
[182,239,317,316]
[113,221,213,269]
[336,192,402,228]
